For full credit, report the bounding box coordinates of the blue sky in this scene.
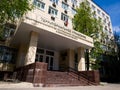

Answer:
[93,0,120,33]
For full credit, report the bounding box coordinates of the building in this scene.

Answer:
[0,0,114,86]
[85,0,117,82]
[87,0,115,53]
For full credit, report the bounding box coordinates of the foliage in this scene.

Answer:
[114,31,120,59]
[114,31,120,48]
[0,0,32,39]
[72,1,101,36]
[90,58,101,70]
[72,1,92,35]
[72,0,103,70]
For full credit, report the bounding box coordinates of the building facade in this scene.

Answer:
[0,0,94,73]
[86,0,115,53]
[0,0,114,84]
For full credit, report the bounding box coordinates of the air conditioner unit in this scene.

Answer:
[72,4,75,8]
[64,0,67,3]
[52,2,56,7]
[51,15,55,21]
[64,10,67,14]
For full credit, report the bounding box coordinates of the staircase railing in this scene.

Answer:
[67,67,80,80]
[67,67,94,85]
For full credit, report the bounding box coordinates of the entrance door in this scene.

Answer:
[45,55,54,70]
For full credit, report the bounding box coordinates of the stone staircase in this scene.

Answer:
[45,71,96,87]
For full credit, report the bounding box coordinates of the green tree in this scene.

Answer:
[73,0,103,70]
[0,0,32,39]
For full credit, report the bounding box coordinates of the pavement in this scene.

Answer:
[0,81,120,90]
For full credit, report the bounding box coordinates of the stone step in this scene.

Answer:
[45,71,95,86]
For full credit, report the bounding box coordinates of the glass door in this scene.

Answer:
[45,55,54,70]
[35,53,44,62]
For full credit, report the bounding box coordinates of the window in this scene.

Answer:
[50,0,59,4]
[97,9,101,15]
[61,13,68,21]
[92,5,95,11]
[37,48,44,54]
[62,2,68,10]
[71,0,77,7]
[34,0,45,10]
[61,13,69,26]
[46,51,54,56]
[106,16,109,21]
[71,8,76,15]
[48,7,58,16]
[108,22,110,27]
[93,13,97,18]
[0,46,17,64]
[86,0,90,6]
[102,13,105,17]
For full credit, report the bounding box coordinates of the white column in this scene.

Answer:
[16,44,27,67]
[77,47,85,71]
[25,31,38,65]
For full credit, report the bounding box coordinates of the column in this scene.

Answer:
[16,44,27,67]
[77,47,85,71]
[25,31,38,65]
[68,49,75,68]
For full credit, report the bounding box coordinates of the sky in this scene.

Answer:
[93,0,120,34]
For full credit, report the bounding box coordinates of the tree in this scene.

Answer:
[0,0,32,39]
[73,0,103,70]
[114,31,120,60]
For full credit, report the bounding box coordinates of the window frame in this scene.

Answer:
[50,0,59,4]
[62,2,69,10]
[34,0,45,10]
[61,13,68,21]
[48,7,58,16]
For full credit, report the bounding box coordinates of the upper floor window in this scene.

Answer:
[61,13,69,26]
[92,5,95,11]
[71,0,77,7]
[48,7,58,16]
[62,2,69,10]
[61,13,68,21]
[97,9,101,15]
[102,13,105,17]
[86,0,90,6]
[106,16,109,21]
[104,19,106,23]
[71,8,76,15]
[50,0,59,4]
[34,0,45,10]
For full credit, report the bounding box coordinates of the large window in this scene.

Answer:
[62,2,68,10]
[50,0,59,4]
[48,7,58,16]
[34,0,45,10]
[0,46,17,64]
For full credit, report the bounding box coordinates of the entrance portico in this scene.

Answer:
[10,14,93,71]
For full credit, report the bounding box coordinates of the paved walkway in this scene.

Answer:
[0,81,120,90]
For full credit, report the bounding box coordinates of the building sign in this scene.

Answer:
[26,16,87,41]
[41,17,71,32]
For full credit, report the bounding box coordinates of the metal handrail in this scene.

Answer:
[67,67,93,84]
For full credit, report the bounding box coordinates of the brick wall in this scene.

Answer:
[15,62,47,86]
[79,70,100,85]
